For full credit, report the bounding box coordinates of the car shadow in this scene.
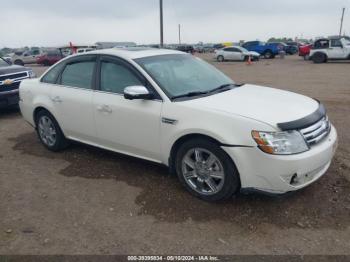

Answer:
[0,106,20,119]
[9,132,350,230]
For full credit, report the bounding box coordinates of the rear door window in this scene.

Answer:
[41,63,65,84]
[60,57,96,89]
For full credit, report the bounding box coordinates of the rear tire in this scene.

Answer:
[43,60,50,66]
[35,110,69,152]
[312,52,327,63]
[175,138,240,202]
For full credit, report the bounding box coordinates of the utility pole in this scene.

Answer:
[159,0,164,47]
[339,7,345,36]
[178,24,181,45]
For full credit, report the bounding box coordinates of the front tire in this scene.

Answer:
[35,110,69,152]
[217,55,224,62]
[14,59,24,66]
[175,138,240,201]
[264,50,274,59]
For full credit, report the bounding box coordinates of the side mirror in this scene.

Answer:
[124,86,153,100]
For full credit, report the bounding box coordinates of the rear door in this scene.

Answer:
[223,48,238,60]
[49,55,97,142]
[231,47,244,60]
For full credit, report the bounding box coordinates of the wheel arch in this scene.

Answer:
[33,106,58,128]
[263,49,273,54]
[312,51,328,59]
[168,133,228,174]
[14,59,24,65]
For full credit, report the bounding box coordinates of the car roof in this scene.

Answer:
[86,47,185,60]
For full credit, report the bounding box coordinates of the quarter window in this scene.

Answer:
[100,61,143,94]
[61,61,95,89]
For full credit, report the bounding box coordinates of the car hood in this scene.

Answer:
[246,51,260,56]
[0,65,30,75]
[183,84,319,129]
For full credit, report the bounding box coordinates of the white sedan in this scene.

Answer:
[19,48,337,201]
[215,46,260,62]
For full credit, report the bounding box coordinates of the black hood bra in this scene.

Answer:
[277,101,326,131]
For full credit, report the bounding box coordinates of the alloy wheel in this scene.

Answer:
[181,148,225,196]
[38,116,57,147]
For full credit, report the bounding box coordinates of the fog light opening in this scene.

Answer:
[290,173,298,185]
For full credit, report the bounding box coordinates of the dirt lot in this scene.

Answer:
[1,55,349,255]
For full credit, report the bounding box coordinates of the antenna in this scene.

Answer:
[339,7,345,36]
[160,0,164,47]
[178,24,181,44]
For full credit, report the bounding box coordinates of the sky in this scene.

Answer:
[1,0,350,48]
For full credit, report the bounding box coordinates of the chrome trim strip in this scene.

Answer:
[300,117,330,146]
[0,71,29,86]
[0,71,29,78]
[0,89,19,95]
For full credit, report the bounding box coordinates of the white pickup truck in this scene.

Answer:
[310,36,350,63]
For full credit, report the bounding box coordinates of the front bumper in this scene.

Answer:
[0,90,19,108]
[222,126,338,194]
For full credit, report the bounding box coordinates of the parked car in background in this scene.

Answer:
[310,36,350,63]
[242,41,280,59]
[176,45,194,53]
[284,42,299,55]
[194,45,205,53]
[213,44,225,51]
[215,46,260,62]
[19,48,337,201]
[299,44,312,60]
[36,50,64,66]
[0,57,35,108]
[268,42,287,53]
[77,48,94,53]
[58,44,97,57]
[11,49,43,66]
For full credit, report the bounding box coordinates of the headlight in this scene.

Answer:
[252,130,309,155]
[28,70,36,78]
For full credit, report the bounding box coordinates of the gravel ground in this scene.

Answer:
[0,55,349,255]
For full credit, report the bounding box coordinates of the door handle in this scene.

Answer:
[51,96,62,103]
[97,105,112,113]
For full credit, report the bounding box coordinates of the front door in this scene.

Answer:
[93,56,162,162]
[328,39,347,59]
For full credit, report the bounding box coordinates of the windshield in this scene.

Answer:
[0,57,9,67]
[239,47,249,52]
[135,54,234,98]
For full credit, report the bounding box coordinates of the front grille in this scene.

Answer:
[0,72,28,82]
[0,82,20,92]
[300,116,331,146]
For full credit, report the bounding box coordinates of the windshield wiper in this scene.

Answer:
[172,91,209,100]
[171,83,242,100]
[208,83,236,94]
